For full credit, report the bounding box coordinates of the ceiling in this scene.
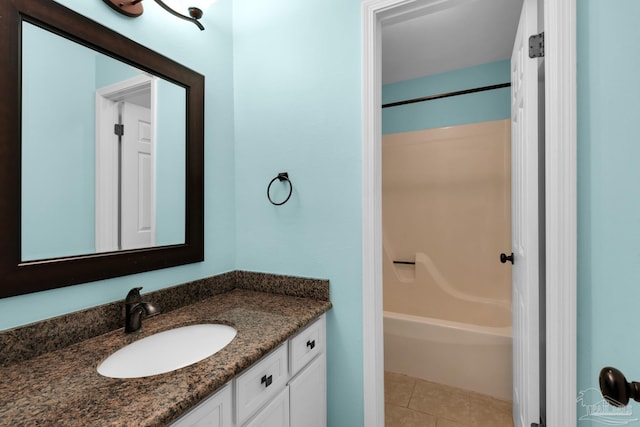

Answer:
[381,0,524,85]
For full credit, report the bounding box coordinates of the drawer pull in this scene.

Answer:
[261,374,273,388]
[306,339,316,350]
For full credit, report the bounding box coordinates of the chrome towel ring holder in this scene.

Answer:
[267,172,293,206]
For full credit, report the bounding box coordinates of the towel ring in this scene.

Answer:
[267,172,293,206]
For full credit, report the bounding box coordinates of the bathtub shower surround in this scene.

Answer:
[382,119,512,400]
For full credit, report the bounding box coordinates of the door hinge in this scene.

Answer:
[114,124,124,136]
[529,32,544,58]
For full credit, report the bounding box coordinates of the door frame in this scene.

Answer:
[95,74,157,252]
[361,0,577,426]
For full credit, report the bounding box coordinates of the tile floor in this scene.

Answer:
[384,371,514,427]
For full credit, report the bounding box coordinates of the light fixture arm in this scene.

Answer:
[101,0,206,30]
[152,0,204,30]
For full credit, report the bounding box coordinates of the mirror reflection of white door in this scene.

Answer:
[95,75,157,252]
[120,101,155,250]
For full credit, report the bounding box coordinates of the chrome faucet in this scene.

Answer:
[124,287,160,333]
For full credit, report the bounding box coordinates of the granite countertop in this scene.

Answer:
[0,288,331,426]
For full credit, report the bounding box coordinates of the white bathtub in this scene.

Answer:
[384,310,512,401]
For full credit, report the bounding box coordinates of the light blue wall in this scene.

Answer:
[576,1,640,424]
[232,1,363,426]
[382,60,511,134]
[0,0,235,329]
[21,22,97,260]
[95,54,141,87]
[156,79,187,246]
[7,1,365,425]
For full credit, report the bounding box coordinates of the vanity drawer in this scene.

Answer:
[289,314,325,377]
[235,342,288,425]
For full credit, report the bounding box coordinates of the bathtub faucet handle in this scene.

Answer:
[500,252,514,264]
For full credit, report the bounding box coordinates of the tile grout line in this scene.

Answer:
[406,377,418,409]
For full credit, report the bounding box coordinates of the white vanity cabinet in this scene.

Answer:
[288,353,326,427]
[235,342,289,425]
[287,315,326,427]
[170,382,233,427]
[243,387,290,427]
[170,314,326,427]
[244,314,326,427]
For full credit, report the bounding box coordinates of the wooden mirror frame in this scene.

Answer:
[0,0,205,298]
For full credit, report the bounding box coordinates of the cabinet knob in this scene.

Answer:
[306,340,316,350]
[261,374,273,388]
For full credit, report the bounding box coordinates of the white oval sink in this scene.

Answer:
[97,324,237,378]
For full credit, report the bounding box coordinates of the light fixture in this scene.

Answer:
[102,0,213,30]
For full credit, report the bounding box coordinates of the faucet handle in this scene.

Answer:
[125,287,143,303]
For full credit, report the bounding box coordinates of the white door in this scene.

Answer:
[120,101,155,250]
[510,0,540,426]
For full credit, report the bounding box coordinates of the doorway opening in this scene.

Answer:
[380,2,520,426]
[362,1,577,426]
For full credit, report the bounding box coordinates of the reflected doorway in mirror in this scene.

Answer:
[95,75,157,252]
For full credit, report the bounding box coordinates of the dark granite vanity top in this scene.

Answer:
[0,272,331,426]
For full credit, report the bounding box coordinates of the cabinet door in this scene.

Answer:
[289,353,326,427]
[243,387,289,427]
[235,343,288,425]
[170,382,232,427]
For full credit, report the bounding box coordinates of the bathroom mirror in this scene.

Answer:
[0,0,205,298]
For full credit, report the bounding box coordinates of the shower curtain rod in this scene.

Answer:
[381,82,511,109]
